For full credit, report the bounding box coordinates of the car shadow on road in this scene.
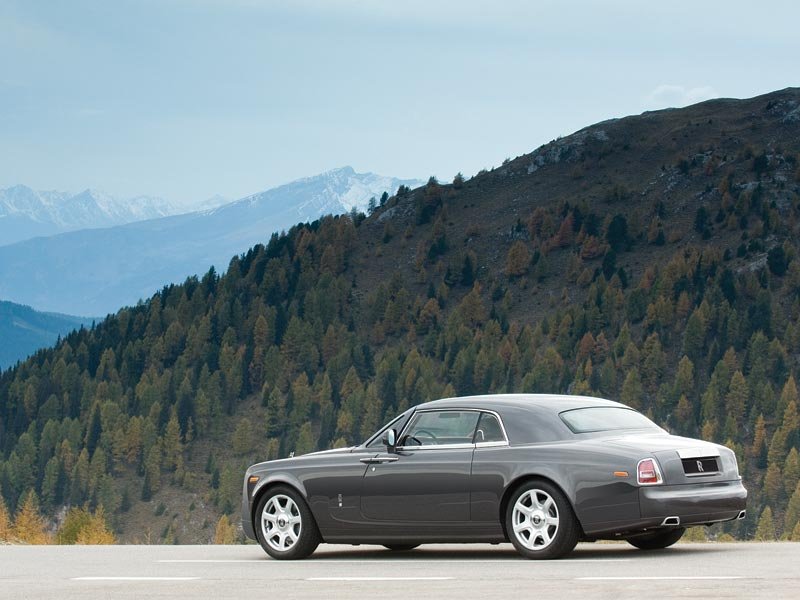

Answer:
[304,542,735,561]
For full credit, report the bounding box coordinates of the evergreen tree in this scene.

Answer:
[162,413,183,472]
[755,506,776,541]
[0,493,11,541]
[620,369,644,410]
[214,514,237,544]
[784,482,800,533]
[505,241,531,277]
[784,448,800,497]
[13,490,50,544]
[725,371,749,430]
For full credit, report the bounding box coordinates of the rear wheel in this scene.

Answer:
[627,528,685,550]
[255,485,321,560]
[382,544,419,551]
[505,480,579,559]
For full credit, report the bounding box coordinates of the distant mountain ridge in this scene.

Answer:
[0,300,95,370]
[0,185,185,246]
[0,167,423,315]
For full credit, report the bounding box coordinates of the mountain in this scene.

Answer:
[0,301,95,371]
[0,186,182,247]
[0,167,423,316]
[0,88,799,544]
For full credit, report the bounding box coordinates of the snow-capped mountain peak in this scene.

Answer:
[227,166,422,218]
[0,166,425,315]
[0,186,180,246]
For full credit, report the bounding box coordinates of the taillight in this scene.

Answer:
[637,458,663,485]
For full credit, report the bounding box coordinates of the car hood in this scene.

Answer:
[249,446,357,471]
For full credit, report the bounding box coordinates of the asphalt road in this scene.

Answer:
[0,542,797,599]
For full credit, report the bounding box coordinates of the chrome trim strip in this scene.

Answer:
[395,443,476,451]
[475,440,509,448]
[677,447,721,459]
[684,471,720,477]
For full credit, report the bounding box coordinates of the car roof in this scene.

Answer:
[416,393,624,413]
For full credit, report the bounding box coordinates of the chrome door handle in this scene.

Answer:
[360,456,399,464]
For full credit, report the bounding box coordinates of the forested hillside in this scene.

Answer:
[1,88,800,543]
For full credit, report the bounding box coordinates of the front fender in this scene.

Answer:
[241,469,309,540]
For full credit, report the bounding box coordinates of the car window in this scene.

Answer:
[401,410,480,446]
[474,412,506,443]
[559,407,661,433]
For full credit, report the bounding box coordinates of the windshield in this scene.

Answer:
[559,406,661,434]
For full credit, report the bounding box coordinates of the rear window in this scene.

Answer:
[559,407,660,433]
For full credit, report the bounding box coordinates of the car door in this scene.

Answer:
[360,409,480,522]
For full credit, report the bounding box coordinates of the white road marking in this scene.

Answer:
[160,560,267,563]
[72,577,200,581]
[578,576,746,581]
[159,558,631,564]
[307,576,454,581]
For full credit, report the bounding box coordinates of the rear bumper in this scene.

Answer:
[639,479,747,525]
[582,479,746,537]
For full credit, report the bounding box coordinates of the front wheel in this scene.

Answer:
[505,480,579,559]
[627,528,685,550]
[255,485,321,559]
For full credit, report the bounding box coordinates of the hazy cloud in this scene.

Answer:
[645,85,718,110]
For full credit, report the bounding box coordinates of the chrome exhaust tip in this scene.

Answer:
[660,516,681,526]
[737,510,746,520]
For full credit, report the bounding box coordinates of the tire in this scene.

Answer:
[382,544,419,551]
[505,480,579,560]
[254,485,321,559]
[627,527,685,550]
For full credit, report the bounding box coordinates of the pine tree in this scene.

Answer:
[232,419,254,456]
[750,414,767,459]
[682,311,706,361]
[764,463,783,505]
[58,506,116,544]
[75,506,116,544]
[295,422,317,456]
[214,514,237,544]
[755,506,776,541]
[673,356,695,399]
[784,482,800,533]
[620,369,644,410]
[162,412,183,472]
[0,493,11,541]
[791,521,800,541]
[505,241,531,277]
[784,448,800,497]
[85,405,102,457]
[725,371,749,430]
[13,490,50,544]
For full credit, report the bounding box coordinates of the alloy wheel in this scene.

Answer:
[261,494,302,552]
[511,488,560,550]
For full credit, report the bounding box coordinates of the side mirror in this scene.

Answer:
[381,428,397,452]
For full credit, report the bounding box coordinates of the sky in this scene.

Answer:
[1,0,798,205]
